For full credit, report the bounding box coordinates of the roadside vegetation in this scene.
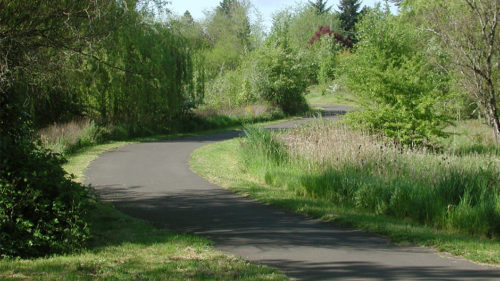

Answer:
[0,131,288,280]
[190,121,500,265]
[1,0,299,259]
[0,201,286,281]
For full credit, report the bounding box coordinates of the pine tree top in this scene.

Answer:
[308,0,332,15]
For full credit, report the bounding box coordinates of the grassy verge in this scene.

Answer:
[0,202,286,280]
[1,124,290,280]
[189,123,500,266]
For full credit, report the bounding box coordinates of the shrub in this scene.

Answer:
[342,8,450,145]
[38,119,100,155]
[0,98,92,258]
[253,13,309,115]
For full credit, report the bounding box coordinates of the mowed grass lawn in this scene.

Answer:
[0,139,287,281]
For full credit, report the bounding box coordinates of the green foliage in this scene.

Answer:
[407,0,500,138]
[204,66,258,108]
[252,14,309,114]
[0,0,196,258]
[288,4,340,50]
[314,37,342,84]
[342,8,450,145]
[203,10,312,115]
[201,0,255,79]
[79,17,192,130]
[285,5,342,85]
[0,96,92,258]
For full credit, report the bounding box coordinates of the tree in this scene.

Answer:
[0,0,113,257]
[254,12,309,114]
[218,0,236,16]
[342,8,450,145]
[203,0,253,77]
[412,0,500,140]
[309,0,332,15]
[338,0,362,34]
[0,0,195,257]
[182,10,194,24]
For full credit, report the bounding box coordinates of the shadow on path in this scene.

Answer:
[85,105,500,280]
[93,184,500,281]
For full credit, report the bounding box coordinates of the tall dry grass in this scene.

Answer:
[38,119,100,154]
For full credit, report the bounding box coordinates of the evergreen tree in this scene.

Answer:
[182,10,194,24]
[218,0,236,16]
[308,0,332,15]
[338,0,362,37]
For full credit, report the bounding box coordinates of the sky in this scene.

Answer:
[168,0,397,31]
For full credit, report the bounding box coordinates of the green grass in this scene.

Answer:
[1,123,291,280]
[189,125,500,266]
[0,203,286,280]
[440,119,500,156]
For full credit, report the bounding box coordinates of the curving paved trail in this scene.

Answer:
[85,105,500,281]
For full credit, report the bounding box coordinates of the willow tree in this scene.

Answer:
[0,0,118,257]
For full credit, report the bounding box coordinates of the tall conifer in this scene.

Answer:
[308,0,332,15]
[338,0,362,37]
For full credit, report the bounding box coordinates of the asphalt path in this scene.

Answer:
[85,105,500,280]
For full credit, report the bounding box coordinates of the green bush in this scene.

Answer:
[342,8,450,145]
[314,36,341,84]
[0,98,92,258]
[240,126,289,166]
[253,13,309,115]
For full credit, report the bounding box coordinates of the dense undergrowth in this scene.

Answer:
[240,121,500,238]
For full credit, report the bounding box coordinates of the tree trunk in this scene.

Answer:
[487,87,500,142]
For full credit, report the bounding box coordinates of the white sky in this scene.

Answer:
[168,0,397,30]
